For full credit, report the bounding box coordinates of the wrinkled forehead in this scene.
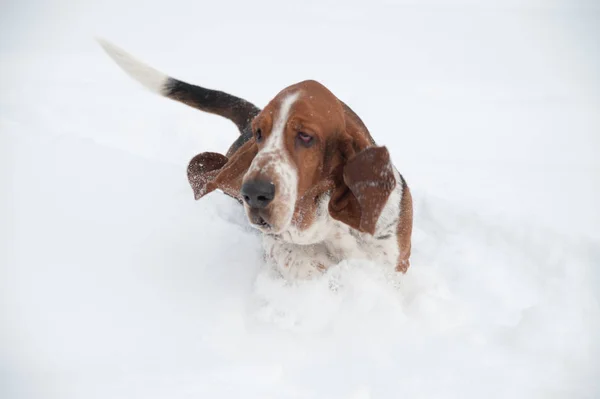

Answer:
[259,81,345,130]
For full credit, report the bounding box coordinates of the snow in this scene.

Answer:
[2,0,600,398]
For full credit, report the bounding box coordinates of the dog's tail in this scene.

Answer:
[97,38,260,135]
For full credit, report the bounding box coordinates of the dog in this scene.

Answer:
[99,39,413,279]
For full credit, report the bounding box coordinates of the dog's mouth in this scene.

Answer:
[248,211,272,231]
[255,216,270,228]
[246,205,293,236]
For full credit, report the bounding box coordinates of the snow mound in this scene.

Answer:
[3,133,599,399]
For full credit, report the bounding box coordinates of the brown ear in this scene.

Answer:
[187,152,229,200]
[187,139,257,200]
[329,146,396,235]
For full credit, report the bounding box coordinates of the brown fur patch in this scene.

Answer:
[396,178,413,273]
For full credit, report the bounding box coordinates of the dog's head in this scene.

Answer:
[189,80,396,237]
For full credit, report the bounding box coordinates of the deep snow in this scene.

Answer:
[2,0,600,398]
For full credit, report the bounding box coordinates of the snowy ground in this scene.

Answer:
[2,0,600,398]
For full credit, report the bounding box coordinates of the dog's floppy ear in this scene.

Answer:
[187,139,258,200]
[329,144,396,235]
[187,152,229,200]
[327,102,396,235]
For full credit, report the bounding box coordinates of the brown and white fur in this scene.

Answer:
[99,39,413,279]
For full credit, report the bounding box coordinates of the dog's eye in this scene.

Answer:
[297,131,314,147]
[255,128,262,142]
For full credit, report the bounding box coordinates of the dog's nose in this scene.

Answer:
[240,180,275,209]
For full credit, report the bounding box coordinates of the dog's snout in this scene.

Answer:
[241,180,275,209]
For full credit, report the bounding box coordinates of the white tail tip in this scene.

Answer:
[97,38,169,95]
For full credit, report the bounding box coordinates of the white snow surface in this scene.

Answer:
[2,0,600,398]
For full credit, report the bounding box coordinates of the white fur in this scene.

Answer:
[282,196,333,245]
[97,38,169,95]
[245,92,300,233]
[262,235,332,279]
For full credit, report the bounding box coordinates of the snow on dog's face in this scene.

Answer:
[241,81,348,235]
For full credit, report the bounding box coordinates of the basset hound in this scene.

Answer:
[99,40,413,279]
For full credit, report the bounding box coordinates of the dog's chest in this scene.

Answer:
[318,221,399,270]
